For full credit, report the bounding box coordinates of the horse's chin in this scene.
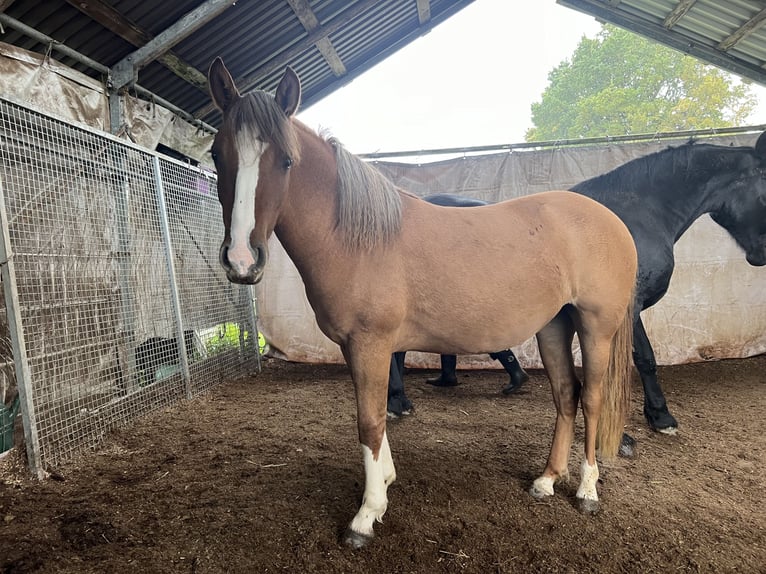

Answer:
[226,268,264,285]
[745,252,766,266]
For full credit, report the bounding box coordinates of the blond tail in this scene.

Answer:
[596,297,634,458]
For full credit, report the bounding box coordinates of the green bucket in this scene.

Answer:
[1,395,20,453]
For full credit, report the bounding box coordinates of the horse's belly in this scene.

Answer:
[401,288,568,355]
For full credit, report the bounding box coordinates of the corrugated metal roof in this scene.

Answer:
[4,1,765,135]
[0,0,475,131]
[558,0,766,86]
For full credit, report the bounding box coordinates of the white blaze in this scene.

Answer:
[228,135,268,275]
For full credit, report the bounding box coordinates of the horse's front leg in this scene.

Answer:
[341,343,396,549]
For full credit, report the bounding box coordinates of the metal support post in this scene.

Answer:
[0,177,43,478]
[152,156,192,399]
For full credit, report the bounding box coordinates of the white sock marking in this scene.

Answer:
[349,431,393,538]
[576,459,599,501]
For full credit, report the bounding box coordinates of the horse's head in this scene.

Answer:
[207,57,301,284]
[709,131,766,267]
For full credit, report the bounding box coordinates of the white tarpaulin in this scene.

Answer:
[257,133,766,369]
[0,42,214,164]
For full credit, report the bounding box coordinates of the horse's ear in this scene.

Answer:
[208,57,240,113]
[755,130,766,159]
[275,66,301,117]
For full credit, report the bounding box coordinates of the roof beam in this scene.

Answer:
[111,0,234,91]
[286,0,346,77]
[195,0,380,120]
[65,0,208,91]
[416,0,431,25]
[718,6,766,52]
[663,0,696,30]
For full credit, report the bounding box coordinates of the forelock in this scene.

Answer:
[225,91,301,162]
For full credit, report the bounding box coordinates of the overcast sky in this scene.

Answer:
[297,0,766,156]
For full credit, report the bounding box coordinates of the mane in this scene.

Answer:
[327,136,402,250]
[226,91,301,163]
[572,140,756,194]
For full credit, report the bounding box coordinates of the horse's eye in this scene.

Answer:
[210,150,219,163]
[283,157,293,170]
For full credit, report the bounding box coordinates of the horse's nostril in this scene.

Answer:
[219,243,232,270]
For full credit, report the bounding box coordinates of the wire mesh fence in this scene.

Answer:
[0,97,259,475]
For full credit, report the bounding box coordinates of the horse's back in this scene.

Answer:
[396,190,637,354]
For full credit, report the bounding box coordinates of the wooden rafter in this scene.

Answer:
[416,0,431,25]
[65,0,209,91]
[286,0,346,77]
[194,0,380,120]
[663,0,697,30]
[718,6,766,51]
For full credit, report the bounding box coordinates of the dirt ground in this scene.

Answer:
[0,355,764,574]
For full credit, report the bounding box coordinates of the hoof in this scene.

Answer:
[645,409,678,433]
[386,409,412,420]
[529,485,551,500]
[577,497,600,515]
[619,433,636,458]
[501,371,529,395]
[501,380,523,395]
[425,376,458,387]
[343,528,373,550]
[529,480,554,500]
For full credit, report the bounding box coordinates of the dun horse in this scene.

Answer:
[208,58,637,547]
[388,137,766,453]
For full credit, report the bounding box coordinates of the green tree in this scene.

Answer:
[526,25,757,141]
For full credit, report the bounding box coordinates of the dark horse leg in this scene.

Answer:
[425,354,459,386]
[490,349,530,394]
[633,317,678,433]
[386,351,412,418]
[427,350,529,392]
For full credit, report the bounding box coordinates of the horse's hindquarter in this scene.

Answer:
[396,191,637,353]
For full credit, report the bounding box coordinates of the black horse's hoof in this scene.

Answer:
[577,497,600,515]
[425,376,458,387]
[386,408,412,420]
[645,408,678,435]
[619,433,636,458]
[343,528,373,549]
[500,371,529,395]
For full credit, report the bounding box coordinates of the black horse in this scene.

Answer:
[387,134,766,450]
[386,194,529,418]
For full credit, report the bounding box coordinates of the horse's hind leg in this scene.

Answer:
[576,314,623,514]
[530,310,579,500]
[341,342,396,549]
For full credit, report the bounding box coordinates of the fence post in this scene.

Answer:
[112,147,138,395]
[152,156,192,400]
[0,177,44,478]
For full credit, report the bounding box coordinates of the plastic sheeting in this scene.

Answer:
[257,133,766,369]
[0,42,213,164]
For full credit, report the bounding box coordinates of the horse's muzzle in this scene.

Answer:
[746,252,766,266]
[219,241,268,284]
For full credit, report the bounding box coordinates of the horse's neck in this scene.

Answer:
[582,147,733,242]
